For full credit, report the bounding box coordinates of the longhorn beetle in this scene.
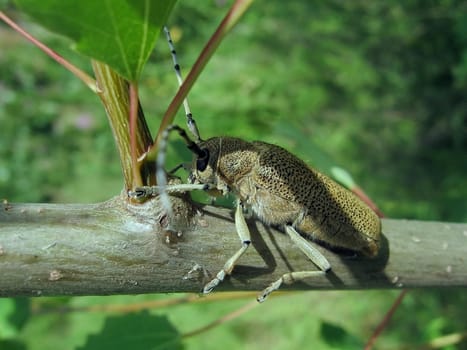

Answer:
[130,26,382,302]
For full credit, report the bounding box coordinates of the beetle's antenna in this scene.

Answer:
[157,126,205,182]
[164,26,202,142]
[154,27,205,215]
[156,124,207,215]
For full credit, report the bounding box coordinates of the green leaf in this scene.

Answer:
[78,311,183,350]
[0,340,27,350]
[0,299,17,338]
[8,298,31,331]
[15,0,177,81]
[0,298,31,339]
[320,321,362,349]
[330,166,355,189]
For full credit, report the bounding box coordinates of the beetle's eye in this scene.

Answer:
[196,149,210,171]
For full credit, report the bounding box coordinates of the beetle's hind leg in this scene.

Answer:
[257,225,330,303]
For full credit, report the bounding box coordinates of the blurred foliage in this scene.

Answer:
[1,0,466,220]
[159,0,467,222]
[0,291,466,350]
[1,0,467,349]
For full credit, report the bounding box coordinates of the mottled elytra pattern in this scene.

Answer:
[190,137,381,257]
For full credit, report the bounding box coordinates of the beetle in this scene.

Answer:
[133,125,381,301]
[130,27,381,302]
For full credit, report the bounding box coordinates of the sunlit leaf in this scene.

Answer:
[14,0,177,81]
[8,298,31,331]
[0,299,17,338]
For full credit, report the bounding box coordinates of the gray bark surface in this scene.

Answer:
[1,195,466,297]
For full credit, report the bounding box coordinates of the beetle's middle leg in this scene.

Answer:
[257,225,330,302]
[203,201,251,293]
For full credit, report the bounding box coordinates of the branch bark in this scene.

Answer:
[1,196,466,297]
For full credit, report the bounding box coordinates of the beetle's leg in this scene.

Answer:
[203,201,251,293]
[257,225,330,302]
[257,270,326,303]
[129,184,212,199]
[285,225,331,271]
[168,162,191,175]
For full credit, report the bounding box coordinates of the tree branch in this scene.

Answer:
[1,196,466,297]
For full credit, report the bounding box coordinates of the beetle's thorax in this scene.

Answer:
[189,137,258,196]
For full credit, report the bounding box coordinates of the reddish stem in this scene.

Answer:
[129,83,142,187]
[0,11,96,92]
[364,290,408,350]
[146,0,253,161]
[352,186,385,218]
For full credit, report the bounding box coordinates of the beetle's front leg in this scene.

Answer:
[203,201,251,293]
[128,184,213,199]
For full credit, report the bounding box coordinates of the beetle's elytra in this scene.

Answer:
[190,136,381,258]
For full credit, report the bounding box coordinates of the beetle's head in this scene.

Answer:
[188,138,220,187]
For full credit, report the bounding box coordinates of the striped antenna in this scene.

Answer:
[163,26,202,142]
[152,26,205,215]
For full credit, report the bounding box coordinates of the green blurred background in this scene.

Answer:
[1,0,466,349]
